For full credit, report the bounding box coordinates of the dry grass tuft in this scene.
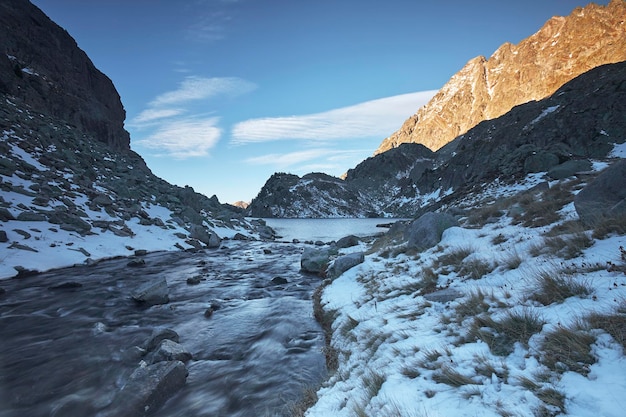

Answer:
[459,258,495,280]
[529,268,593,305]
[540,326,595,375]
[587,309,626,350]
[432,365,480,387]
[470,310,545,356]
[455,290,490,323]
[591,212,626,240]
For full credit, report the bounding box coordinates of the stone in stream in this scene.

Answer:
[144,328,180,351]
[300,246,338,274]
[131,278,170,306]
[101,360,188,417]
[150,339,192,363]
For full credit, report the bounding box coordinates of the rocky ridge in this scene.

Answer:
[0,0,130,151]
[376,0,626,155]
[0,0,263,278]
[248,61,626,218]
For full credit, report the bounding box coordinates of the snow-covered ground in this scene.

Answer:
[0,202,251,280]
[306,169,626,417]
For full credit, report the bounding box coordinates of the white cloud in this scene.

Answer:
[230,90,437,145]
[135,118,221,159]
[131,108,185,125]
[245,149,333,168]
[150,76,256,107]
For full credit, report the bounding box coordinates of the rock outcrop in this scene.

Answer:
[0,0,258,278]
[0,0,130,151]
[574,159,626,224]
[376,0,626,155]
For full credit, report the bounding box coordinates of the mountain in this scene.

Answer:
[376,0,626,155]
[248,60,626,218]
[0,0,130,151]
[0,0,260,278]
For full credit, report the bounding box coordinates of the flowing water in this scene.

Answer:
[0,240,327,417]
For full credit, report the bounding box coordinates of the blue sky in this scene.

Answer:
[31,0,606,204]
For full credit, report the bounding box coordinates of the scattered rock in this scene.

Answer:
[8,242,38,252]
[145,329,180,352]
[131,278,170,306]
[16,211,46,221]
[270,276,288,285]
[189,224,221,248]
[150,339,192,363]
[547,159,593,180]
[328,252,365,278]
[404,212,458,251]
[13,228,31,239]
[575,159,626,224]
[263,248,272,255]
[0,208,15,221]
[204,308,214,318]
[186,276,202,285]
[134,249,148,256]
[336,235,360,249]
[47,281,83,290]
[424,288,462,303]
[13,265,39,277]
[103,360,188,417]
[127,258,146,267]
[300,246,338,274]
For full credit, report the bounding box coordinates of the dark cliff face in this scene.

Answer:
[0,0,130,151]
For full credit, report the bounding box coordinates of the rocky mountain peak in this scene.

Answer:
[376,0,626,155]
[0,0,130,151]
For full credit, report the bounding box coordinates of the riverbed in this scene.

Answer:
[0,240,326,417]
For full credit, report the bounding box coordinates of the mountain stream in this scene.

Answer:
[0,241,327,417]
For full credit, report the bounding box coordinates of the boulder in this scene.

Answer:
[336,235,360,249]
[189,225,221,248]
[547,159,593,180]
[328,252,365,278]
[145,329,180,351]
[0,208,15,221]
[131,278,170,306]
[404,212,458,251]
[574,159,626,224]
[300,246,338,274]
[270,276,288,285]
[16,211,46,221]
[523,151,559,173]
[424,288,462,303]
[258,225,276,240]
[0,230,7,242]
[104,361,188,417]
[150,339,192,363]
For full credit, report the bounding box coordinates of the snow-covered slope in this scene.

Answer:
[0,97,257,279]
[305,162,626,417]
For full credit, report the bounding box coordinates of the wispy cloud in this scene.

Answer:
[134,118,222,159]
[132,108,186,125]
[244,148,371,173]
[149,76,256,107]
[245,149,333,168]
[230,90,437,145]
[130,75,256,158]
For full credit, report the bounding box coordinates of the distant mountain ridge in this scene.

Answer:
[376,0,626,155]
[248,60,626,218]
